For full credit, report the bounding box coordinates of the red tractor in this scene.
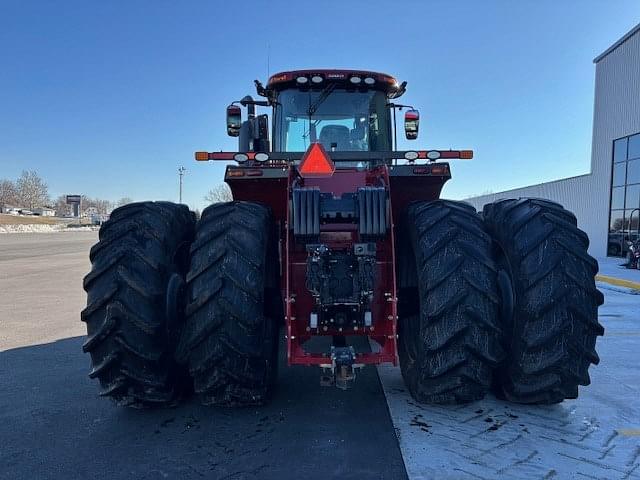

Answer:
[82,69,604,407]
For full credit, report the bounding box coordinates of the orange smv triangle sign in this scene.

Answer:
[298,143,335,177]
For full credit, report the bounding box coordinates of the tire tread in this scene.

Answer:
[398,199,504,404]
[82,201,195,407]
[482,198,604,404]
[176,201,280,407]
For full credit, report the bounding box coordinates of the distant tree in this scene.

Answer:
[81,195,112,215]
[16,170,49,209]
[613,218,625,231]
[0,179,18,211]
[95,198,112,215]
[116,197,133,207]
[81,195,92,209]
[53,195,71,217]
[204,184,232,204]
[80,195,92,215]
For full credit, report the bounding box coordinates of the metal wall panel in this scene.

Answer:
[466,28,640,258]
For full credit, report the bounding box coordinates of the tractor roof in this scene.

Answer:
[266,69,402,95]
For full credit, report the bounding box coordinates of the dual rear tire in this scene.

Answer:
[83,201,279,407]
[398,198,604,405]
[82,202,196,407]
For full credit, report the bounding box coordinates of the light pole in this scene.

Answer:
[178,166,186,204]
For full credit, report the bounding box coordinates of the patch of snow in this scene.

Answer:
[0,224,99,234]
[597,256,640,284]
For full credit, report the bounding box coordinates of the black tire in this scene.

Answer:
[397,200,504,404]
[175,201,281,406]
[482,198,605,404]
[82,201,195,407]
[608,242,621,256]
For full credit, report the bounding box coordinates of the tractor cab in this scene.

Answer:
[224,69,419,160]
[268,70,400,154]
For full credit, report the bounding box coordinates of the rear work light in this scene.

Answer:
[404,151,419,161]
[298,143,335,177]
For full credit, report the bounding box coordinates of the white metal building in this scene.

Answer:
[466,23,640,259]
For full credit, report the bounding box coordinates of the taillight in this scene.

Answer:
[430,165,449,175]
[227,169,244,177]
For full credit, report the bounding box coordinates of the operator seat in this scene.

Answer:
[319,125,351,151]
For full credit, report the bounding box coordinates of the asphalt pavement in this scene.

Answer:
[0,232,407,480]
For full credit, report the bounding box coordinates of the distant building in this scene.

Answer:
[32,207,55,217]
[1,205,19,214]
[91,213,110,225]
[466,23,640,258]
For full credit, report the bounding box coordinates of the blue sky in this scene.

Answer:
[1,1,639,210]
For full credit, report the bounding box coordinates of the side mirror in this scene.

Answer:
[404,109,420,140]
[226,105,241,137]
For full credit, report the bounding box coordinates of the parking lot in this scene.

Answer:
[1,232,639,480]
[0,233,406,480]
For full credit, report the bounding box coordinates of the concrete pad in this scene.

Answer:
[378,288,640,480]
[596,256,640,289]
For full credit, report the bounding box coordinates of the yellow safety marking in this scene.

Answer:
[618,429,640,436]
[596,274,640,291]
